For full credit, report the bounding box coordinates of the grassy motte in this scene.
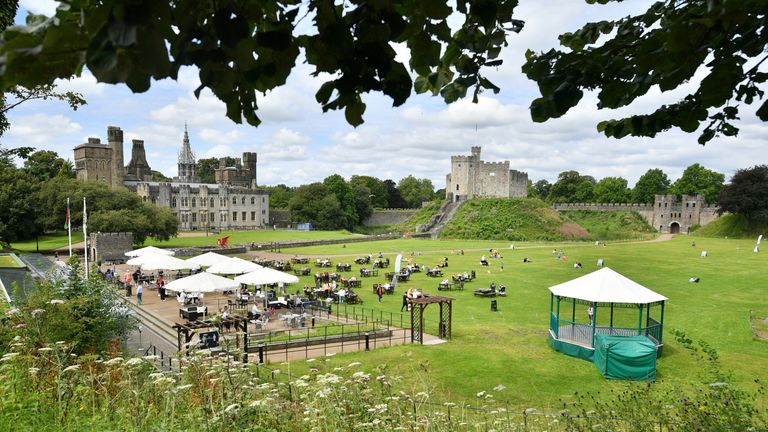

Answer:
[440,198,653,241]
[693,213,768,239]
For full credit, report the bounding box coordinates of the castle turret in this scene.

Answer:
[107,126,124,188]
[242,152,258,188]
[125,139,152,181]
[175,123,200,183]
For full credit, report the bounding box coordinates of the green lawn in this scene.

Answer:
[8,230,355,252]
[278,236,768,410]
[144,229,357,248]
[9,232,85,253]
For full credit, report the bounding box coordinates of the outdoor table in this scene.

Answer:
[438,282,453,291]
[348,279,361,288]
[179,305,207,320]
[397,273,410,282]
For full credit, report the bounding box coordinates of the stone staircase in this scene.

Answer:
[416,200,465,239]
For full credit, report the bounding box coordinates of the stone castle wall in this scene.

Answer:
[362,209,418,226]
[89,232,134,263]
[446,147,528,201]
[552,194,719,233]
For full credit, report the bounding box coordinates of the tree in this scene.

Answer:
[352,184,374,223]
[22,150,74,181]
[323,174,357,228]
[383,179,408,208]
[349,175,388,208]
[531,179,551,200]
[670,164,725,204]
[150,170,170,182]
[549,171,595,203]
[593,177,630,203]
[1,2,86,137]
[263,184,293,208]
[718,165,768,221]
[523,1,768,145]
[196,157,237,184]
[397,176,435,208]
[0,1,523,128]
[0,165,41,244]
[288,183,329,227]
[633,168,670,204]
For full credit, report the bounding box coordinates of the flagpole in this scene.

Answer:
[83,197,88,278]
[67,198,72,257]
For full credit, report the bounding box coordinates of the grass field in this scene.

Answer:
[7,230,354,252]
[272,235,768,410]
[9,232,85,253]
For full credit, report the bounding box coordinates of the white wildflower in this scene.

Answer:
[175,384,194,392]
[104,357,124,365]
[224,403,238,413]
[493,384,506,392]
[31,309,44,317]
[476,391,486,398]
[6,308,20,316]
[347,362,362,368]
[125,358,143,366]
[2,352,20,361]
[306,358,316,363]
[28,367,40,374]
[63,365,80,372]
[49,299,65,305]
[38,347,54,353]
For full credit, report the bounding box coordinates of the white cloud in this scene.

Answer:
[199,128,243,146]
[19,0,58,16]
[53,71,106,97]
[7,113,81,146]
[202,144,235,159]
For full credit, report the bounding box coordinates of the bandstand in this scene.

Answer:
[548,267,667,362]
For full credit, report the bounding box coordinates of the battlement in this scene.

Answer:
[552,202,654,210]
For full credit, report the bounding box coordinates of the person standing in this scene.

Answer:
[588,305,594,325]
[376,284,384,303]
[137,282,144,305]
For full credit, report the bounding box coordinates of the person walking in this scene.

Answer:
[376,284,384,303]
[137,282,144,305]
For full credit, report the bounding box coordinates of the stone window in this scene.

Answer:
[232,197,237,205]
[241,197,246,205]
[210,213,215,222]
[233,212,237,221]
[251,211,256,221]
[262,197,265,203]
[172,198,177,208]
[191,198,196,208]
[192,213,197,222]
[210,197,215,207]
[241,211,246,221]
[456,184,459,191]
[262,209,266,214]
[202,213,207,222]
[692,202,696,208]
[251,197,255,205]
[686,202,689,207]
[664,202,667,207]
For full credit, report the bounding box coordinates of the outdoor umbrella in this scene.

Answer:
[163,272,240,293]
[235,267,300,285]
[186,251,231,267]
[126,253,200,271]
[124,246,174,257]
[205,257,262,275]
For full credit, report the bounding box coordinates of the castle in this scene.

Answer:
[445,146,528,202]
[74,125,269,231]
[551,194,719,234]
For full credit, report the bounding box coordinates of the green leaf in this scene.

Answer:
[344,97,366,126]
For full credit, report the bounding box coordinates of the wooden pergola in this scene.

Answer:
[172,316,249,362]
[409,296,454,344]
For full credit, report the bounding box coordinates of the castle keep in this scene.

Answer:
[74,125,269,231]
[445,147,528,202]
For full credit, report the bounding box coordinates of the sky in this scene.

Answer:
[3,0,766,189]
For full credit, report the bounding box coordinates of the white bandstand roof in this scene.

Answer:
[185,251,231,267]
[205,257,262,275]
[234,267,300,286]
[124,246,174,257]
[164,272,240,293]
[548,267,667,304]
[126,253,200,271]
